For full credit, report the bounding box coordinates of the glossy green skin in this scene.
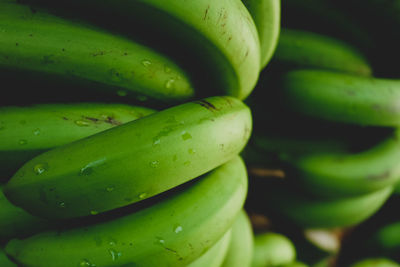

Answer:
[0,103,155,179]
[0,0,194,102]
[0,249,16,267]
[0,185,49,241]
[242,0,281,68]
[350,258,400,267]
[251,232,296,267]
[187,229,231,267]
[5,156,248,267]
[281,70,400,126]
[269,186,393,229]
[221,209,254,267]
[286,129,400,197]
[274,29,372,76]
[4,96,252,219]
[22,0,261,100]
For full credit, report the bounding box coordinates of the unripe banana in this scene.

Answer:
[20,0,261,100]
[251,232,296,267]
[0,185,49,242]
[283,128,400,197]
[350,258,400,267]
[263,183,392,228]
[367,221,400,256]
[280,70,400,126]
[5,156,248,267]
[4,96,252,219]
[0,248,16,267]
[242,0,281,69]
[0,0,194,103]
[273,29,372,76]
[221,209,254,267]
[187,229,231,267]
[281,262,309,267]
[0,103,155,179]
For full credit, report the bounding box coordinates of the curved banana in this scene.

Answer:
[0,185,49,242]
[0,103,155,179]
[221,209,254,267]
[0,249,16,267]
[283,128,400,197]
[263,183,392,228]
[187,229,231,267]
[280,70,400,126]
[251,232,296,267]
[4,96,252,219]
[0,0,194,103]
[20,0,261,100]
[350,258,400,267]
[273,29,371,76]
[242,0,281,69]
[5,156,248,267]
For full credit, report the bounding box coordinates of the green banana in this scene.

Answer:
[0,0,194,103]
[5,156,248,267]
[251,232,296,267]
[0,103,155,179]
[20,0,261,100]
[272,28,372,76]
[263,182,392,228]
[242,0,281,69]
[280,70,400,126]
[281,262,309,267]
[187,229,231,267]
[0,248,16,267]
[0,185,49,242]
[367,221,400,256]
[282,128,400,197]
[4,96,252,219]
[221,209,254,267]
[350,258,400,267]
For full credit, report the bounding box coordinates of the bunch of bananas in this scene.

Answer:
[0,0,283,266]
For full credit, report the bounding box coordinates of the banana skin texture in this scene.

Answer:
[4,96,252,219]
[187,229,231,267]
[20,0,261,100]
[283,128,400,197]
[0,185,49,242]
[242,0,281,69]
[273,28,372,76]
[0,103,155,179]
[251,232,296,267]
[221,209,254,267]
[280,70,400,126]
[5,156,248,267]
[0,0,194,103]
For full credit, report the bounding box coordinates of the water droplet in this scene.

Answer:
[188,148,196,155]
[33,128,41,135]
[141,60,152,67]
[109,240,116,246]
[153,139,161,146]
[90,210,99,215]
[108,249,122,261]
[174,226,183,234]
[34,163,48,175]
[165,78,176,89]
[156,237,165,245]
[79,259,96,267]
[75,120,90,127]
[106,186,115,192]
[150,161,159,168]
[19,139,27,145]
[181,131,192,141]
[139,193,148,199]
[59,201,66,208]
[117,90,127,97]
[80,158,106,176]
[164,65,172,73]
[80,166,93,176]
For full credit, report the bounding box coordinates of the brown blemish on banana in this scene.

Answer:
[203,5,210,20]
[195,100,219,112]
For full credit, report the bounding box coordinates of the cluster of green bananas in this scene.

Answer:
[0,0,285,266]
[241,0,400,265]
